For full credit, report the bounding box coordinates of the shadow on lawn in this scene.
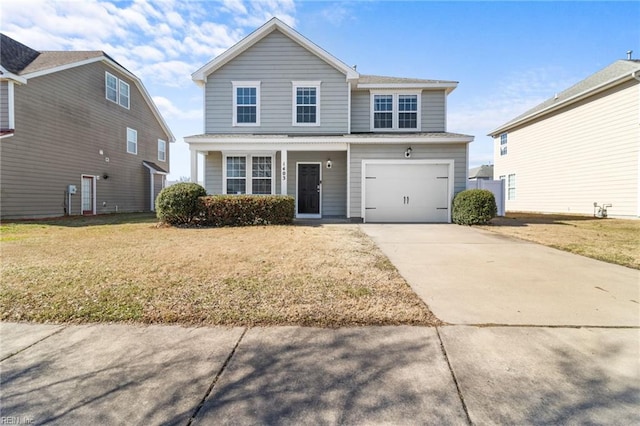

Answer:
[488,213,600,227]
[1,212,159,228]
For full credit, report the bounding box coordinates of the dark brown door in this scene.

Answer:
[297,164,320,215]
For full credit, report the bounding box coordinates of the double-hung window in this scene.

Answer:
[158,139,166,162]
[292,81,320,126]
[126,128,137,155]
[507,174,516,200]
[500,133,508,156]
[224,154,274,195]
[371,92,420,131]
[106,72,130,109]
[232,81,260,126]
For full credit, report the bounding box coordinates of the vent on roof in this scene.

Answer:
[627,50,633,60]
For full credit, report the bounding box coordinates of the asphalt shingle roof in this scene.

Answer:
[492,60,640,134]
[358,74,458,85]
[0,33,40,74]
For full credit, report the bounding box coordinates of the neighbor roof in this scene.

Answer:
[489,60,640,136]
[468,164,494,179]
[0,33,175,142]
[357,74,458,92]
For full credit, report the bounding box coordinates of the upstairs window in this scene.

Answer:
[292,81,320,126]
[106,72,130,109]
[232,81,260,126]
[158,139,166,162]
[371,92,420,131]
[126,128,137,155]
[500,133,508,156]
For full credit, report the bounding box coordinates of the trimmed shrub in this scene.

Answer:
[452,189,497,225]
[199,195,295,227]
[155,182,207,225]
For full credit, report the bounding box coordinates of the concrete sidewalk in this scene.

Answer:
[2,322,639,425]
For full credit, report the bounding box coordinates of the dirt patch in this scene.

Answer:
[1,214,440,326]
[479,213,640,269]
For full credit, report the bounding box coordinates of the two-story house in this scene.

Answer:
[185,18,473,222]
[489,59,640,218]
[0,33,174,219]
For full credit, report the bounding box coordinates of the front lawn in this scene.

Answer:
[479,213,640,269]
[1,214,439,326]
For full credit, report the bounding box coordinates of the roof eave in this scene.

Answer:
[0,66,27,84]
[488,73,637,137]
[357,82,458,91]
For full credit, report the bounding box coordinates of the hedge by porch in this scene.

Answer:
[199,195,295,227]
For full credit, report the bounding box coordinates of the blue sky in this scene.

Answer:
[2,0,638,180]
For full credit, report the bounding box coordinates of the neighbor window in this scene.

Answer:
[158,139,166,162]
[106,72,130,109]
[507,174,516,200]
[292,81,320,125]
[371,92,420,131]
[500,133,508,156]
[232,81,260,126]
[127,128,137,155]
[223,154,274,195]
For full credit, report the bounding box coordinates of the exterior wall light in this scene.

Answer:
[326,159,332,169]
[405,147,412,158]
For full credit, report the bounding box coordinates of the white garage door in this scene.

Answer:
[364,162,451,223]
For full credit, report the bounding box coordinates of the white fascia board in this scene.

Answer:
[20,57,105,79]
[191,18,358,85]
[0,66,27,84]
[185,134,474,146]
[488,74,636,136]
[357,82,458,90]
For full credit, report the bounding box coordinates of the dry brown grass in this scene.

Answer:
[479,213,640,269]
[1,214,439,326]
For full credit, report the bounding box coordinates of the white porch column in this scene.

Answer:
[280,149,288,195]
[190,149,198,184]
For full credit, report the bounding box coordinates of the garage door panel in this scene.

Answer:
[364,162,450,223]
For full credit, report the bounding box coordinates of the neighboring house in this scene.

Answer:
[468,164,494,180]
[0,34,174,219]
[489,59,640,218]
[185,18,473,223]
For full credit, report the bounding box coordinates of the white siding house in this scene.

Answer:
[186,18,473,223]
[489,60,640,218]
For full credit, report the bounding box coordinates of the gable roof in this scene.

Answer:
[468,164,494,179]
[192,17,359,86]
[489,60,640,136]
[0,33,174,142]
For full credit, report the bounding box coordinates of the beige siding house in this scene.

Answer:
[490,59,640,218]
[0,34,174,219]
[186,18,473,223]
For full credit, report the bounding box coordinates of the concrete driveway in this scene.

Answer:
[360,224,640,327]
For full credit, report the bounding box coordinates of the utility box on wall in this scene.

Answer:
[67,185,77,194]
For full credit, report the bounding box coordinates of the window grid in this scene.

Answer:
[234,85,259,125]
[296,87,317,124]
[398,95,417,129]
[252,156,272,195]
[373,95,393,129]
[508,174,516,200]
[226,156,246,194]
[500,133,508,156]
[127,128,137,155]
[106,72,129,109]
[106,73,117,102]
[119,80,130,109]
[158,139,166,162]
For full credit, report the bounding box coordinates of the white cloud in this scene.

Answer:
[153,96,202,121]
[136,60,195,87]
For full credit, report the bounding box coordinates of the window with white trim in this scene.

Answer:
[292,81,320,125]
[232,81,260,126]
[507,174,516,200]
[127,128,137,155]
[158,139,166,162]
[500,133,508,156]
[106,72,130,109]
[371,92,420,131]
[223,154,274,195]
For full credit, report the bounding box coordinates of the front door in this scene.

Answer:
[81,176,95,215]
[297,163,321,218]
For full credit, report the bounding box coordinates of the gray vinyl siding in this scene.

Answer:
[349,143,467,218]
[204,30,348,134]
[0,81,9,129]
[0,61,171,219]
[350,89,447,133]
[287,151,347,217]
[350,90,369,132]
[422,91,446,132]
